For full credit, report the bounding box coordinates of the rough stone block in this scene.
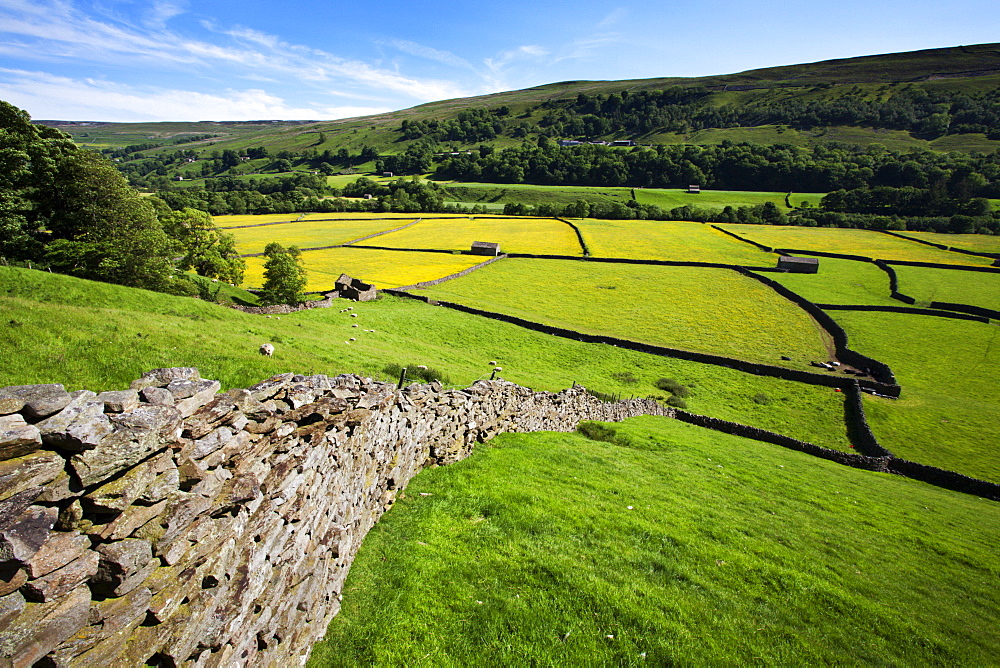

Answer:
[111,404,182,440]
[189,426,234,460]
[25,531,91,579]
[130,367,201,392]
[34,392,111,451]
[0,584,90,666]
[100,498,168,541]
[21,548,99,602]
[247,373,294,402]
[0,451,64,503]
[140,460,180,504]
[0,418,43,461]
[0,563,28,597]
[0,384,72,421]
[84,457,159,513]
[96,389,140,413]
[0,505,58,564]
[175,381,223,419]
[69,426,164,488]
[141,386,175,407]
[91,539,153,597]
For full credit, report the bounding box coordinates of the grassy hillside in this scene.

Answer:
[0,266,855,450]
[311,417,1000,666]
[36,42,1000,175]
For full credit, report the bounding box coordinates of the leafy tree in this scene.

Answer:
[159,206,246,285]
[260,242,307,305]
[41,150,178,290]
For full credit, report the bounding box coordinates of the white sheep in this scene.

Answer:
[488,360,497,365]
[350,314,358,318]
[259,343,274,356]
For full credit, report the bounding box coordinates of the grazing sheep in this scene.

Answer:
[352,324,359,328]
[416,365,428,370]
[259,343,274,356]
[494,367,503,372]
[488,360,497,365]
[349,337,356,341]
[350,314,358,318]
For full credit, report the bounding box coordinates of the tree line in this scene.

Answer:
[1,101,245,295]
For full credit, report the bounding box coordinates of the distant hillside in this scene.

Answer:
[33,42,1000,190]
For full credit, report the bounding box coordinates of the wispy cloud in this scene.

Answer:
[0,0,473,108]
[384,39,474,70]
[0,67,392,121]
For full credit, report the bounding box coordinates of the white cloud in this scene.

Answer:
[0,68,390,121]
[0,0,474,108]
[385,39,474,70]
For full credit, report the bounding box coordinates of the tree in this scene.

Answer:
[158,205,246,285]
[41,150,179,291]
[260,242,307,305]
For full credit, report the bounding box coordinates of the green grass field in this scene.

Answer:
[757,256,899,306]
[242,248,485,290]
[634,188,824,209]
[892,265,1000,311]
[419,259,832,367]
[576,219,774,263]
[310,416,1000,666]
[719,224,994,266]
[0,267,854,449]
[834,311,1000,483]
[371,216,583,255]
[900,231,1000,252]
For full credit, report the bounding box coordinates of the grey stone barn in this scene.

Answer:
[470,241,501,256]
[335,273,377,301]
[777,256,819,273]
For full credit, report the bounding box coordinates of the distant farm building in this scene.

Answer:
[383,172,393,178]
[335,274,377,301]
[610,140,637,147]
[470,241,501,256]
[687,185,701,193]
[558,140,583,147]
[777,256,819,273]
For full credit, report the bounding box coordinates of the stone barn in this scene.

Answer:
[777,256,819,273]
[335,273,377,301]
[470,241,501,256]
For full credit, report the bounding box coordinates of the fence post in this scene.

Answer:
[397,368,407,389]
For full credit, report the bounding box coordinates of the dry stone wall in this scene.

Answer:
[0,369,670,667]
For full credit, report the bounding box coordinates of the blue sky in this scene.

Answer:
[0,0,997,122]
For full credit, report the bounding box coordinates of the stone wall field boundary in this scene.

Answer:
[709,225,776,252]
[736,268,898,386]
[928,301,1000,320]
[381,290,900,399]
[0,369,671,667]
[391,254,508,291]
[816,303,992,323]
[672,409,1000,500]
[555,218,591,256]
[879,230,1000,259]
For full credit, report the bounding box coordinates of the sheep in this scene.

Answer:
[259,343,274,357]
[352,324,359,328]
[488,360,497,365]
[349,337,356,342]
[350,314,358,318]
